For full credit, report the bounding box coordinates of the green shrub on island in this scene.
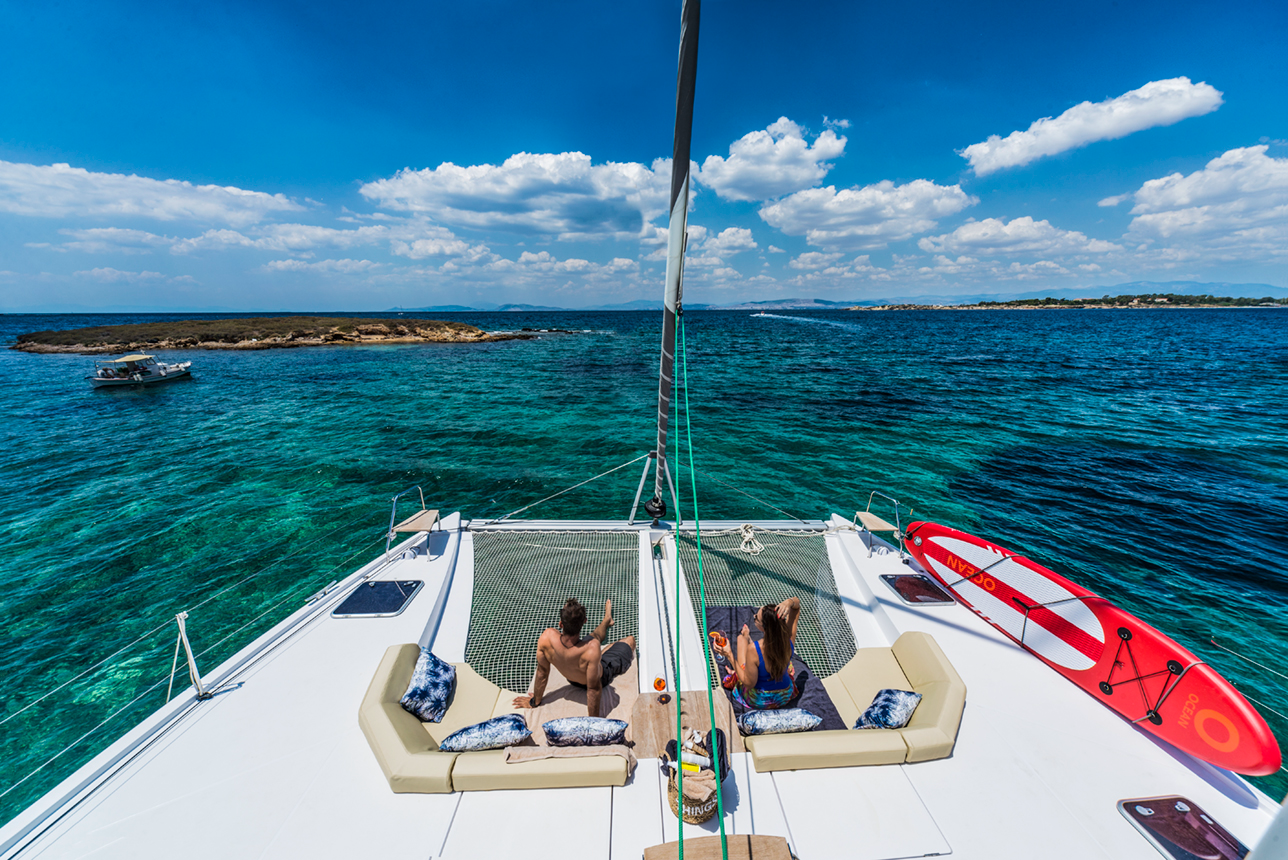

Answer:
[975,293,1286,308]
[13,316,521,354]
[856,293,1287,311]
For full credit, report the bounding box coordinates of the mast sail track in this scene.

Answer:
[646,0,700,521]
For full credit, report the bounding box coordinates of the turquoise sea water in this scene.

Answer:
[1,307,1286,821]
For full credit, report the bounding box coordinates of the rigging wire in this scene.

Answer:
[1209,638,1288,685]
[195,536,385,666]
[0,509,376,728]
[0,617,174,730]
[1,532,388,803]
[690,467,811,525]
[482,453,651,524]
[1236,690,1288,724]
[0,671,174,803]
[182,510,377,617]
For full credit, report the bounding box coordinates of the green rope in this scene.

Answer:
[678,310,729,860]
[672,315,685,859]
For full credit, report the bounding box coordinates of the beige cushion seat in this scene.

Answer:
[358,643,629,793]
[744,727,907,770]
[358,644,457,793]
[743,631,966,772]
[452,748,627,791]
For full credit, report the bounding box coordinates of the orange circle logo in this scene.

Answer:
[1194,709,1240,753]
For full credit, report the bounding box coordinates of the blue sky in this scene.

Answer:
[1,0,1284,311]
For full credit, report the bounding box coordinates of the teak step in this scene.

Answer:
[393,509,440,533]
[644,835,793,860]
[856,510,897,532]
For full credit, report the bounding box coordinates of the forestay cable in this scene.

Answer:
[483,453,651,524]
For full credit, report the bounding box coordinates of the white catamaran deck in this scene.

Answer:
[1,515,1279,860]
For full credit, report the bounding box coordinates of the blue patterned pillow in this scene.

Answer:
[399,648,456,723]
[737,708,822,736]
[437,714,532,752]
[543,716,628,747]
[854,689,922,730]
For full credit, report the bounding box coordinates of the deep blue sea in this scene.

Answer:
[1,307,1286,820]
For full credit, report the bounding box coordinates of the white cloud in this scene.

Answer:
[1123,146,1288,249]
[699,227,757,256]
[906,255,1072,281]
[642,224,755,262]
[1128,145,1288,218]
[73,267,167,283]
[918,216,1120,255]
[1098,194,1130,207]
[161,219,487,260]
[767,245,785,253]
[264,258,380,274]
[700,117,846,202]
[784,253,890,283]
[0,160,301,226]
[682,253,726,269]
[789,251,844,270]
[639,224,670,247]
[478,250,640,278]
[169,228,266,253]
[924,255,978,275]
[760,179,976,250]
[55,227,173,254]
[1003,260,1071,278]
[960,78,1224,176]
[603,257,639,273]
[391,235,480,260]
[823,117,851,131]
[38,215,492,265]
[359,152,673,240]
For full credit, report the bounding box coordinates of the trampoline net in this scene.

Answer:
[676,530,856,684]
[466,530,640,693]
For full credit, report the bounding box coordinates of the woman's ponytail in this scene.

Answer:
[759,604,790,681]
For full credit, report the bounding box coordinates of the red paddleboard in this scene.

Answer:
[904,520,1282,776]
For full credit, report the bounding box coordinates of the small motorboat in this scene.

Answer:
[87,354,193,388]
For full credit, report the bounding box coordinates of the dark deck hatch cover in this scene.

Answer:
[332,580,424,618]
[880,573,955,606]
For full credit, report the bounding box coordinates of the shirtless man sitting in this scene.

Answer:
[512,598,636,717]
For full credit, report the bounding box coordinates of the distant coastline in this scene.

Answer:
[11,316,531,355]
[850,293,1288,311]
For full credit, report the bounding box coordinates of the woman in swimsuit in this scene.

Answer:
[713,597,801,710]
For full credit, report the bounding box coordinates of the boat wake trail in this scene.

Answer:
[750,313,864,331]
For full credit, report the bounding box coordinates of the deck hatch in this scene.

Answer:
[880,573,955,606]
[331,580,423,617]
[675,530,856,683]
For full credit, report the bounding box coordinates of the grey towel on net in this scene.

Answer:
[703,605,847,732]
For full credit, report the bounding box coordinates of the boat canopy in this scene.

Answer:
[103,354,154,363]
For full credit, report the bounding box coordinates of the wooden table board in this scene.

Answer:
[644,834,792,860]
[631,690,745,759]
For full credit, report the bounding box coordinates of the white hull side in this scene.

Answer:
[1,518,1279,860]
[88,370,192,388]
